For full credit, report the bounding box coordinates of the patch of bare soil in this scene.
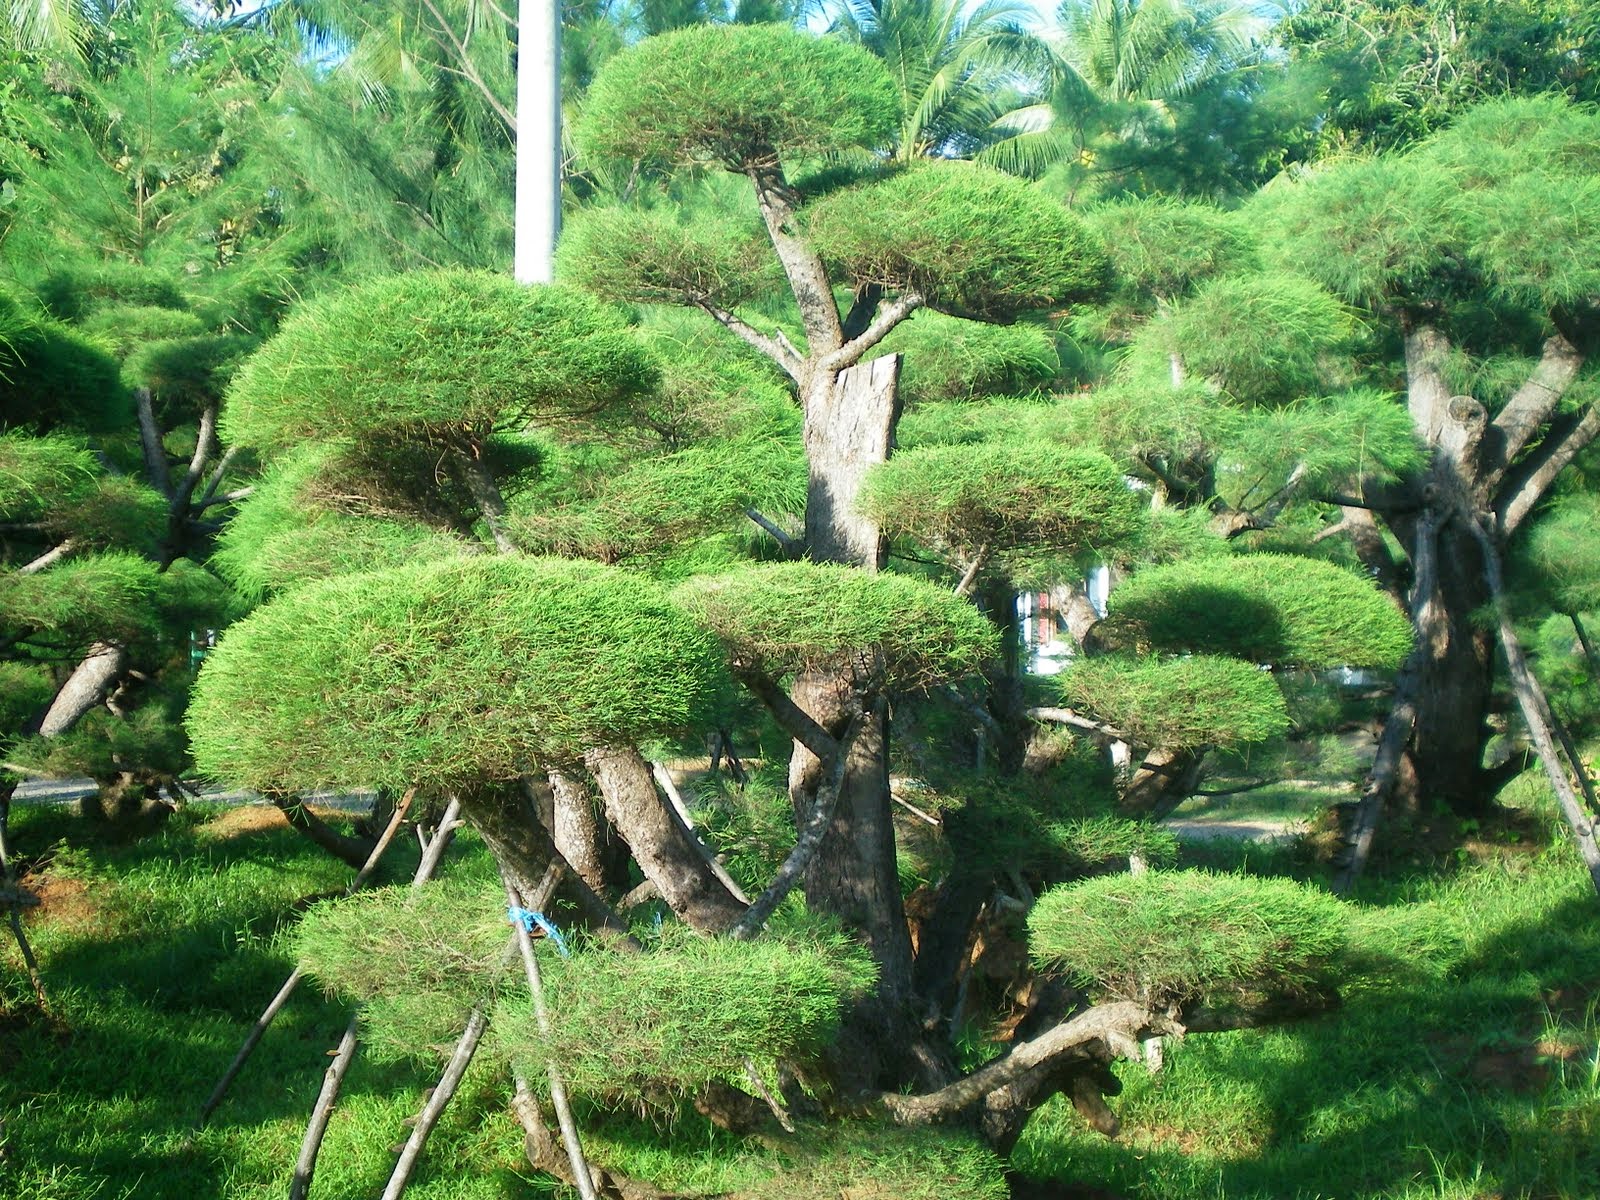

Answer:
[198,803,288,841]
[198,803,348,842]
[22,871,98,933]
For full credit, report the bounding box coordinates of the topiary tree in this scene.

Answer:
[564,22,1113,1060]
[0,273,242,830]
[1056,552,1412,816]
[1244,95,1600,820]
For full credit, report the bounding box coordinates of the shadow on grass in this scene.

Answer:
[0,808,523,1200]
[1014,864,1600,1199]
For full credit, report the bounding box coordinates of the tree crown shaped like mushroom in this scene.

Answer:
[1107,554,1413,670]
[577,24,899,170]
[222,271,658,454]
[677,562,996,691]
[187,556,725,794]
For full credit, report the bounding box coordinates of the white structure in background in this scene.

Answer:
[1019,566,1110,677]
[514,0,561,285]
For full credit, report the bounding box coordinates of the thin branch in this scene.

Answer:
[740,670,839,762]
[744,507,799,554]
[1028,706,1131,743]
[196,486,253,510]
[17,540,74,575]
[953,544,991,598]
[197,446,240,508]
[823,291,924,372]
[418,0,516,132]
[135,387,172,497]
[1497,404,1600,535]
[698,303,803,381]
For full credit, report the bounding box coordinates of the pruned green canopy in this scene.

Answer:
[577,24,898,169]
[222,271,658,453]
[678,562,996,689]
[188,556,725,793]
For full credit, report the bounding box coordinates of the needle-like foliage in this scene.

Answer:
[1059,654,1288,750]
[222,271,658,453]
[577,23,899,168]
[859,440,1145,563]
[804,162,1110,320]
[1029,869,1347,1007]
[1107,552,1413,669]
[187,556,726,793]
[678,562,996,689]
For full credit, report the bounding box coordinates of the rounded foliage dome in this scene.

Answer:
[578,24,898,169]
[188,556,726,793]
[222,271,657,453]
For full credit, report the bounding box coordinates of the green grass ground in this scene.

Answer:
[3,787,1599,1200]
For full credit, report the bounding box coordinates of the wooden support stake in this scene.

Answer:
[199,789,417,1126]
[380,864,562,1200]
[1472,519,1600,899]
[503,869,599,1200]
[280,797,460,1195]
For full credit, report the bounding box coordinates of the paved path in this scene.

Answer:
[11,777,372,811]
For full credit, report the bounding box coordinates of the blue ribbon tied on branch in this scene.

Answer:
[508,905,571,958]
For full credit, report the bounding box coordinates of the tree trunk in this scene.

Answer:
[1118,747,1207,820]
[584,746,746,933]
[547,767,611,894]
[1400,516,1497,816]
[979,575,1029,775]
[36,642,125,736]
[802,355,900,569]
[460,783,633,943]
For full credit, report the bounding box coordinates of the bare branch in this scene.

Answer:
[1485,333,1586,487]
[135,388,172,497]
[744,507,799,554]
[823,291,924,372]
[699,303,803,381]
[17,540,74,575]
[418,0,516,133]
[730,707,869,940]
[740,670,839,762]
[1497,404,1600,535]
[882,1002,1178,1124]
[197,445,240,508]
[953,544,991,598]
[1028,705,1131,743]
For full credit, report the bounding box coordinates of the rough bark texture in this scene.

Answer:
[585,746,746,933]
[1118,746,1207,820]
[547,767,611,895]
[802,355,901,569]
[1362,323,1598,817]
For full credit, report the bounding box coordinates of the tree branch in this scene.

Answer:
[823,291,924,372]
[739,670,839,762]
[730,707,869,940]
[135,387,172,497]
[744,507,799,554]
[1027,706,1131,744]
[1484,333,1586,487]
[953,544,991,598]
[17,540,74,575]
[882,1001,1178,1124]
[698,303,803,382]
[1496,403,1600,535]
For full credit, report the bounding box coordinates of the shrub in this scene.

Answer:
[1059,655,1289,750]
[859,440,1145,563]
[222,272,657,453]
[678,562,996,690]
[1029,869,1347,1007]
[805,162,1109,321]
[578,24,898,168]
[1108,553,1413,669]
[874,311,1059,407]
[188,555,726,793]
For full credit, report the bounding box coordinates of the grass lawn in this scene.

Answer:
[3,784,1599,1200]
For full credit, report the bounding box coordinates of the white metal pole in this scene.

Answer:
[514,0,561,284]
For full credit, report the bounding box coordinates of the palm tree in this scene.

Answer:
[830,0,1050,163]
[984,0,1262,181]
